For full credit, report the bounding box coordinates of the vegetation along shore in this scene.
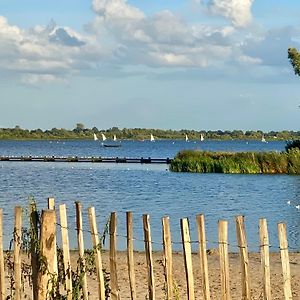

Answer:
[1,124,300,140]
[170,146,300,174]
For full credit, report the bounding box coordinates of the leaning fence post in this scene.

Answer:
[259,218,271,300]
[236,215,251,300]
[88,207,105,300]
[0,209,5,300]
[14,206,22,300]
[218,220,231,300]
[75,201,89,300]
[143,214,156,300]
[180,218,195,300]
[37,210,57,300]
[196,214,211,300]
[59,204,72,300]
[162,216,173,300]
[278,223,292,300]
[110,212,120,300]
[126,211,137,300]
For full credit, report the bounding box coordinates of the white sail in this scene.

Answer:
[150,134,155,142]
[261,135,266,143]
[93,133,98,141]
[185,134,189,142]
[113,134,117,141]
[101,133,107,141]
[200,134,204,141]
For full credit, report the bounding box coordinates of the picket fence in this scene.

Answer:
[0,197,297,300]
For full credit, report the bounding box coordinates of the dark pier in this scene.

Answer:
[0,156,173,164]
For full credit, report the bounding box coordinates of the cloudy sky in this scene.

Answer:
[1,0,300,131]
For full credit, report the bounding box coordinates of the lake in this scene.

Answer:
[0,139,299,252]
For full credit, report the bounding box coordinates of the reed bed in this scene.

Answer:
[170,148,300,174]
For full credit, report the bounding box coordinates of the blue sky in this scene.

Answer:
[1,0,300,131]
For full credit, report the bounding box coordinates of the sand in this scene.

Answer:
[83,250,300,299]
[5,250,300,299]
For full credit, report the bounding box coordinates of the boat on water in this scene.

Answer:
[185,134,189,142]
[101,133,107,141]
[150,134,155,142]
[200,134,204,142]
[103,144,121,148]
[113,135,117,141]
[261,135,267,143]
[93,133,98,141]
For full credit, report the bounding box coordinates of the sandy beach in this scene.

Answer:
[81,250,300,299]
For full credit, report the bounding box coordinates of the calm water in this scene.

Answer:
[0,139,300,251]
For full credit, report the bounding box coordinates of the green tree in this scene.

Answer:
[288,47,300,76]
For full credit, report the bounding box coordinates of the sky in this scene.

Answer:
[1,0,300,131]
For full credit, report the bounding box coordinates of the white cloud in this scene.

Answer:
[208,0,254,27]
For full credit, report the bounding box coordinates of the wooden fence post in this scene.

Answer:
[30,201,39,300]
[0,209,5,300]
[37,210,57,300]
[236,216,251,300]
[278,223,292,300]
[196,214,211,300]
[75,201,89,300]
[259,218,271,300]
[47,197,58,281]
[126,211,137,300]
[143,214,156,300]
[59,204,72,300]
[88,207,106,300]
[14,206,22,300]
[110,212,120,300]
[180,218,195,300]
[218,220,231,300]
[162,216,173,300]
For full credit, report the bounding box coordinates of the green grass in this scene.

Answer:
[170,149,300,174]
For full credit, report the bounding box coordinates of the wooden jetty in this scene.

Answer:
[0,156,172,164]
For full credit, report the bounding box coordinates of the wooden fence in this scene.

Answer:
[0,198,298,299]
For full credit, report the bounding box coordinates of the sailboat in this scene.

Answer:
[101,133,107,141]
[185,134,189,142]
[113,135,117,141]
[150,134,155,142]
[93,133,98,141]
[261,135,267,143]
[200,134,204,142]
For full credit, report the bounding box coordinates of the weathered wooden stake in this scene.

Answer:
[14,206,22,300]
[278,223,292,300]
[236,216,251,300]
[59,204,72,300]
[218,220,231,300]
[162,216,173,300]
[110,212,120,300]
[30,201,39,300]
[259,218,272,300]
[180,218,195,300]
[47,197,55,210]
[37,210,57,300]
[196,214,211,300]
[126,212,137,300]
[143,214,156,300]
[88,207,106,300]
[75,201,89,300]
[0,209,5,300]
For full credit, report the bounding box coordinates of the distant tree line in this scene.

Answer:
[0,124,299,141]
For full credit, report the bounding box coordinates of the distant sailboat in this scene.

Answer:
[150,134,155,142]
[101,133,107,141]
[200,134,204,142]
[261,135,267,143]
[93,133,98,141]
[113,134,117,141]
[185,134,189,142]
